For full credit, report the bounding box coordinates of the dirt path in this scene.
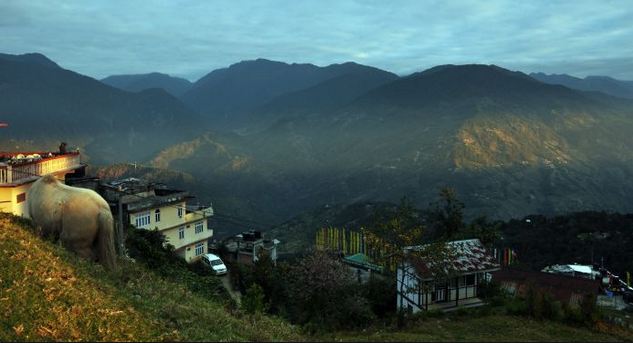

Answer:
[220,275,242,305]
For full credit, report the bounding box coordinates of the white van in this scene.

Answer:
[202,253,228,275]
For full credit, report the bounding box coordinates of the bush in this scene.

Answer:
[125,228,228,301]
[505,297,528,316]
[477,280,502,299]
[285,250,374,331]
[242,283,267,314]
[525,284,545,320]
[362,274,397,317]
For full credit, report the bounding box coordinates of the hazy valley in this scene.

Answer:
[3,52,633,238]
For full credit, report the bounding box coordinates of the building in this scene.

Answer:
[342,253,384,283]
[396,238,500,312]
[221,230,280,265]
[101,178,214,263]
[0,150,84,217]
[492,268,601,308]
[541,264,601,280]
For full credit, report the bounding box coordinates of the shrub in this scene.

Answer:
[525,284,545,320]
[285,250,374,331]
[362,274,397,317]
[242,283,267,314]
[505,297,528,316]
[125,228,228,301]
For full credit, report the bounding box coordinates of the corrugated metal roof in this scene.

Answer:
[408,238,500,279]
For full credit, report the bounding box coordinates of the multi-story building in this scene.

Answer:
[0,150,85,217]
[101,178,214,263]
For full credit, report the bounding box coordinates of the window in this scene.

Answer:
[177,207,183,218]
[155,209,161,222]
[465,274,476,286]
[178,226,185,240]
[194,242,205,256]
[194,222,204,234]
[16,193,26,203]
[135,211,150,228]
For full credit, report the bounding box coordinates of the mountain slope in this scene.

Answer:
[0,213,303,341]
[101,72,193,97]
[0,53,202,164]
[150,64,633,231]
[249,67,398,129]
[0,52,60,69]
[531,72,633,99]
[181,59,397,128]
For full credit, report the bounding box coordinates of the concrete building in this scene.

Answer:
[0,150,84,217]
[101,178,214,263]
[221,230,280,265]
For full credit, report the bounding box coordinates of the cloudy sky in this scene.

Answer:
[2,0,632,81]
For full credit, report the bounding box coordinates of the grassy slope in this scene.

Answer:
[0,214,302,342]
[2,213,631,342]
[322,315,633,342]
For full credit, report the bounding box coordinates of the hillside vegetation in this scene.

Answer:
[0,213,302,341]
[1,213,631,341]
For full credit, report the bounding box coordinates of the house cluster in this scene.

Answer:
[0,146,216,263]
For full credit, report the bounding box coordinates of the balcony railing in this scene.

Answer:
[0,152,82,185]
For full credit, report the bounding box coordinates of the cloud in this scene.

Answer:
[1,0,632,80]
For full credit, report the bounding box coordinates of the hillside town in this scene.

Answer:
[1,144,632,336]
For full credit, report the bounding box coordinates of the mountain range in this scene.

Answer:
[101,72,193,97]
[530,72,633,99]
[2,52,633,236]
[0,53,201,164]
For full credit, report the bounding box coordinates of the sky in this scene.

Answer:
[2,0,633,81]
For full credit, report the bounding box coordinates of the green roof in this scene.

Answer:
[343,253,384,272]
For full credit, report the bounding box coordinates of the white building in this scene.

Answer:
[397,239,500,312]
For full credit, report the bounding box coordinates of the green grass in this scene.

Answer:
[319,314,633,342]
[0,213,303,341]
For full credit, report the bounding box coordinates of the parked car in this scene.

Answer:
[202,253,228,275]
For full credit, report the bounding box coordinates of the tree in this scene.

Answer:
[365,197,455,311]
[285,250,370,330]
[464,216,502,249]
[242,283,267,314]
[427,187,465,241]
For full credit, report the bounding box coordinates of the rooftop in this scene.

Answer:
[407,238,500,279]
[0,151,83,186]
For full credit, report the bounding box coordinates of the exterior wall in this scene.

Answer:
[0,170,72,217]
[10,183,31,217]
[175,240,209,263]
[129,201,187,231]
[129,201,213,263]
[162,219,212,251]
[397,262,484,313]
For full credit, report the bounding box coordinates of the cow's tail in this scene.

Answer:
[97,210,117,271]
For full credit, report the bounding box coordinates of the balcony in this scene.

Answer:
[185,206,214,223]
[0,152,82,186]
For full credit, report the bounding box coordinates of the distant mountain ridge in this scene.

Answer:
[530,72,633,99]
[180,59,398,129]
[0,52,60,69]
[149,63,633,230]
[101,72,193,97]
[0,53,202,164]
